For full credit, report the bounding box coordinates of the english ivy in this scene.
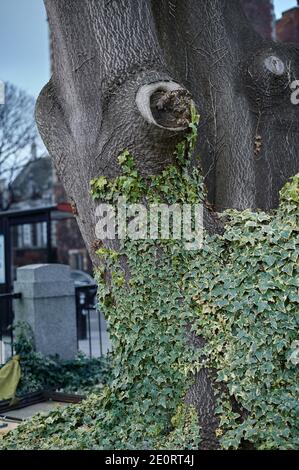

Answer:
[1,109,298,450]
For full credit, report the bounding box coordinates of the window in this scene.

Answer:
[69,249,87,271]
[14,222,48,249]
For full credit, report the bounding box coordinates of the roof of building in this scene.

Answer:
[3,156,54,213]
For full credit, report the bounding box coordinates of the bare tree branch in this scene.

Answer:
[0,82,38,181]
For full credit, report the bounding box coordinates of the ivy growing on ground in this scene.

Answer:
[1,107,298,450]
[12,323,110,396]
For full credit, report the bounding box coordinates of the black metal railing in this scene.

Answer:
[1,286,106,363]
[0,293,22,300]
[0,292,22,364]
[75,285,104,358]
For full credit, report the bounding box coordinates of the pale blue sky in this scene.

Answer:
[275,0,298,17]
[0,0,49,97]
[0,0,297,98]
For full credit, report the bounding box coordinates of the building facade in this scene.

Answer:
[276,2,299,44]
[241,0,276,39]
[241,0,299,45]
[4,156,92,279]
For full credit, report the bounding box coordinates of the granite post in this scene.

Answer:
[13,264,77,360]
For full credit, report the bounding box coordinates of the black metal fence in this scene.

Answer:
[0,292,21,364]
[75,285,105,358]
[1,287,107,364]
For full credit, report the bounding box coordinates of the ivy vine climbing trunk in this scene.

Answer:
[36,0,299,449]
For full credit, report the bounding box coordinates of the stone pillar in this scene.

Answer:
[13,264,77,360]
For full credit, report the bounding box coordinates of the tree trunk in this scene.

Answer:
[36,0,299,449]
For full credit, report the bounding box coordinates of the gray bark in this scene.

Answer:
[36,0,299,449]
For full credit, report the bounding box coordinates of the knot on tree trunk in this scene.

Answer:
[136,81,193,131]
[151,88,192,129]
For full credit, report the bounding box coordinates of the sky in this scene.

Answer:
[0,0,49,98]
[275,0,298,17]
[0,0,298,99]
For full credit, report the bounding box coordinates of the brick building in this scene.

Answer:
[241,0,276,40]
[276,1,299,43]
[241,0,299,45]
[4,155,92,278]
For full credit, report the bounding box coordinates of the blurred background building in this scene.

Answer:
[242,0,277,39]
[0,148,92,279]
[276,0,299,43]
[242,0,299,43]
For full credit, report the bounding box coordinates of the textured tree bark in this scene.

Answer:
[36,0,299,449]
